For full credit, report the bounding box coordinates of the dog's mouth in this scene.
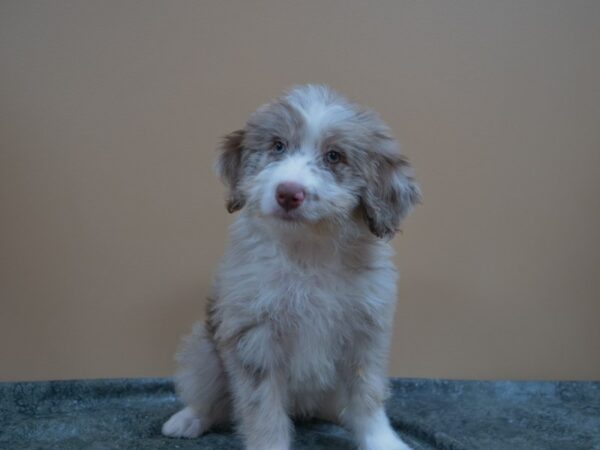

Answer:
[272,209,305,222]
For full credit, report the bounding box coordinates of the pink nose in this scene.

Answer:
[276,182,305,212]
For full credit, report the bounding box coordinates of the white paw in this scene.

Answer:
[361,429,412,450]
[162,406,204,438]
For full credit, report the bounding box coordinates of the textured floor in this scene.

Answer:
[1,377,599,449]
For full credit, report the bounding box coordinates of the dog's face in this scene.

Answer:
[216,85,420,238]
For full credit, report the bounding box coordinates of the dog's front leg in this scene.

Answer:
[340,341,412,450]
[223,324,292,450]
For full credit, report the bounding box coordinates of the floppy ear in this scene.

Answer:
[361,153,421,239]
[215,129,246,213]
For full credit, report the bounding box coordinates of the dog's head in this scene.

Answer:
[216,85,420,239]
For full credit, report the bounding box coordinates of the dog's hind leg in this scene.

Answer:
[162,322,231,438]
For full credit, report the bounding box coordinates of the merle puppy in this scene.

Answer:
[162,85,420,450]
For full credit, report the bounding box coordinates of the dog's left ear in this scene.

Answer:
[361,148,421,239]
[215,129,246,213]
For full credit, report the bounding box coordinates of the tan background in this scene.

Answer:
[1,1,599,382]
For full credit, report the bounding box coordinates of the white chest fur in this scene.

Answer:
[213,215,398,392]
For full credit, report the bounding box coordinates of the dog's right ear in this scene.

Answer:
[215,129,246,213]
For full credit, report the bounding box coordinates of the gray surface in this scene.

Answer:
[1,377,599,449]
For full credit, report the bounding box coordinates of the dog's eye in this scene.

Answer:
[325,150,341,164]
[272,140,286,154]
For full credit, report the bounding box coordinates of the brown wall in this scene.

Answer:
[1,1,599,382]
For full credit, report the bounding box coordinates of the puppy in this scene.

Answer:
[162,85,420,450]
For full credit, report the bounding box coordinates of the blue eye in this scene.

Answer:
[325,150,341,164]
[273,140,286,154]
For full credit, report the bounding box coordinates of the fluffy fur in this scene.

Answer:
[162,85,420,450]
